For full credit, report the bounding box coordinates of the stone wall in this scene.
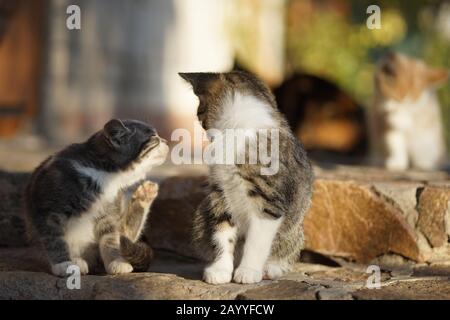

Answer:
[1,166,449,264]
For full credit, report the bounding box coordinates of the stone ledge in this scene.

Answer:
[0,168,449,264]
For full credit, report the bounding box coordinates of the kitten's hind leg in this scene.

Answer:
[193,195,237,284]
[99,232,133,275]
[96,202,133,275]
[263,259,290,280]
[35,213,89,277]
[263,220,305,280]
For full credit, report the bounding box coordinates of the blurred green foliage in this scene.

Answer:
[286,0,450,150]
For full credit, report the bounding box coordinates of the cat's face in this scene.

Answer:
[375,52,448,101]
[95,119,168,169]
[179,71,276,130]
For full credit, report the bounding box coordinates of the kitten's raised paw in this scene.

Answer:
[203,266,233,284]
[106,259,133,275]
[132,181,158,207]
[263,262,285,280]
[51,258,89,277]
[233,266,263,284]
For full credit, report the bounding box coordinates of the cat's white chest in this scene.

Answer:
[64,163,140,256]
[210,92,277,233]
[384,100,414,130]
[383,92,430,130]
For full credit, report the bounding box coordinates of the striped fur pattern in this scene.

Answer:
[26,119,168,276]
[180,71,314,284]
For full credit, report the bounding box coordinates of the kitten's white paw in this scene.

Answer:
[106,259,133,275]
[386,157,408,171]
[233,266,263,284]
[263,262,285,280]
[51,258,89,277]
[72,257,89,275]
[203,266,233,284]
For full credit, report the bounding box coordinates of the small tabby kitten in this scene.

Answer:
[370,52,449,170]
[180,71,313,284]
[26,119,168,276]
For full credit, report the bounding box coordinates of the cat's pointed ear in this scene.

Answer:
[426,67,449,87]
[179,72,221,95]
[103,119,130,148]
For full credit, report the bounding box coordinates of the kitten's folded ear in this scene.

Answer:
[103,119,130,148]
[426,67,449,87]
[178,72,221,95]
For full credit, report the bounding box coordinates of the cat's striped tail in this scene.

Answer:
[120,235,153,272]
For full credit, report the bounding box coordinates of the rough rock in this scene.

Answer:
[92,273,261,300]
[372,182,421,228]
[314,165,450,182]
[304,180,422,263]
[316,288,353,300]
[353,279,450,300]
[0,247,49,272]
[0,246,449,300]
[0,171,31,246]
[148,176,207,259]
[306,265,390,283]
[417,186,450,248]
[236,281,317,300]
[412,263,450,277]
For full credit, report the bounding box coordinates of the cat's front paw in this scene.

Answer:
[385,157,408,171]
[106,259,133,275]
[51,258,89,277]
[233,266,263,284]
[132,181,158,207]
[203,265,233,284]
[263,262,286,280]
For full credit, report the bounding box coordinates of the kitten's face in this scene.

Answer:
[179,71,276,130]
[375,52,448,102]
[95,119,168,169]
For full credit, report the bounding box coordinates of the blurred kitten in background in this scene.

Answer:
[274,73,368,164]
[370,52,449,170]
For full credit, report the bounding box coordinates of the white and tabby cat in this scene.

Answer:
[26,119,168,276]
[180,71,313,284]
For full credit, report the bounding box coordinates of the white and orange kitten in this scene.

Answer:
[370,52,449,170]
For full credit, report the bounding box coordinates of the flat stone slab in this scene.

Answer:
[236,281,317,300]
[0,246,449,300]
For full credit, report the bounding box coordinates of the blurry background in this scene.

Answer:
[0,0,449,170]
